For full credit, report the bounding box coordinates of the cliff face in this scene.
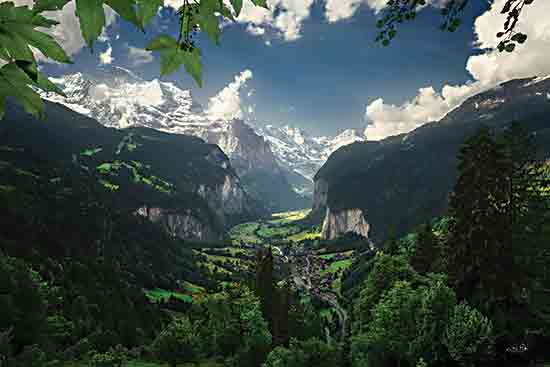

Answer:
[313,76,550,241]
[2,100,263,242]
[321,207,370,240]
[137,206,222,241]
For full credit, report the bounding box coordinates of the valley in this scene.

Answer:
[168,209,359,343]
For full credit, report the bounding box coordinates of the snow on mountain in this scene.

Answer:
[41,67,365,196]
[256,124,365,181]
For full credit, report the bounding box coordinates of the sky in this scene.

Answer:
[15,0,550,138]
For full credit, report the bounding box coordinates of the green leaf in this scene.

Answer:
[136,0,163,28]
[75,0,106,49]
[81,147,103,156]
[32,0,71,13]
[0,62,44,119]
[182,47,202,87]
[230,0,243,17]
[200,0,221,44]
[0,28,35,61]
[105,0,141,29]
[251,0,268,9]
[8,23,71,63]
[157,46,202,87]
[31,14,59,28]
[15,60,38,83]
[158,47,183,76]
[146,35,178,50]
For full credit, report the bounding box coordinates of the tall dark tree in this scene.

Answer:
[410,223,439,275]
[255,247,275,336]
[447,124,550,351]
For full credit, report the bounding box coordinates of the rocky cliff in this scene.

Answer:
[40,68,309,212]
[314,76,550,241]
[2,100,260,241]
[321,207,370,240]
[137,206,222,241]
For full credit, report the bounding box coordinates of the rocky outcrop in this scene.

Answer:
[137,206,223,242]
[321,207,370,240]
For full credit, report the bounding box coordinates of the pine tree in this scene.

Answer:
[446,124,548,351]
[255,247,275,338]
[410,223,438,275]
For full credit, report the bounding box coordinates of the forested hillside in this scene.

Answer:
[314,77,550,241]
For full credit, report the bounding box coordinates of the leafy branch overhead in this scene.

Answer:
[0,0,267,119]
[0,0,539,120]
[375,0,536,52]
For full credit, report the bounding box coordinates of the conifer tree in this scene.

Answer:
[447,124,549,350]
[410,223,438,275]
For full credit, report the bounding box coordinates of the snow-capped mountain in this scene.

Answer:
[41,66,365,202]
[40,67,313,211]
[256,124,365,181]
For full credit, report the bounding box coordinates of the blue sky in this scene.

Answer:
[38,0,550,138]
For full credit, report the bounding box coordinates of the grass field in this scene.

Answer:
[229,222,262,244]
[269,209,311,224]
[145,288,193,303]
[181,281,205,294]
[230,209,320,246]
[321,259,353,276]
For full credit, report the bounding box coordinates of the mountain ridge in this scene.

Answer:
[314,75,550,241]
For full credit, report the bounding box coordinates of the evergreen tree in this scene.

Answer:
[255,247,275,338]
[447,124,549,350]
[410,223,438,275]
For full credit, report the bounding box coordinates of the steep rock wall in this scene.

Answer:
[321,207,370,240]
[137,206,222,241]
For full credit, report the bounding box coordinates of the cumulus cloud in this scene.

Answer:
[207,70,253,120]
[364,0,550,141]
[127,46,154,66]
[99,45,114,65]
[164,0,315,41]
[233,0,315,41]
[13,0,117,62]
[325,0,449,23]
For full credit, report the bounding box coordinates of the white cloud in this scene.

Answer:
[13,0,117,62]
[325,0,446,23]
[207,69,253,120]
[246,24,266,36]
[234,0,315,41]
[165,0,315,42]
[127,46,154,66]
[99,45,114,65]
[364,0,550,141]
[164,0,185,9]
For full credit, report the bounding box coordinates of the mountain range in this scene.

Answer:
[1,99,264,242]
[40,66,364,205]
[314,75,550,241]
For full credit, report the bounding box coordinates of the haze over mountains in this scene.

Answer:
[40,66,365,202]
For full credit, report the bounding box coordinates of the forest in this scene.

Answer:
[1,0,549,366]
[1,121,550,367]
